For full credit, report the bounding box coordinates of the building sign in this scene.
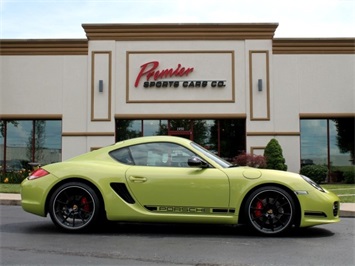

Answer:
[127,51,235,103]
[134,61,226,89]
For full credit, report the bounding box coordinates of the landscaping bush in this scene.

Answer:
[0,169,31,184]
[233,153,266,168]
[343,169,355,184]
[300,165,328,184]
[263,138,287,171]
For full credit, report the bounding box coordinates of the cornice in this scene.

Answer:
[299,113,355,118]
[273,38,355,54]
[0,39,88,55]
[0,114,63,119]
[82,23,279,40]
[115,114,247,119]
[1,27,354,55]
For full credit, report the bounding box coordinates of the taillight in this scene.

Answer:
[28,168,50,180]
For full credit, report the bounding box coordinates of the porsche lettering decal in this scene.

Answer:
[157,206,206,213]
[145,206,234,214]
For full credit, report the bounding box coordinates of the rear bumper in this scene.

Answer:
[21,175,57,217]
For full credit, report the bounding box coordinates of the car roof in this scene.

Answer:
[113,135,192,148]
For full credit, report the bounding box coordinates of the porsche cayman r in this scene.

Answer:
[21,136,340,235]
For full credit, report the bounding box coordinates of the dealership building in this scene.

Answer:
[0,23,354,174]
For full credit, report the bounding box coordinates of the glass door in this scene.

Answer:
[168,119,193,140]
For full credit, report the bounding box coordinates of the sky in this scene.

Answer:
[0,0,354,39]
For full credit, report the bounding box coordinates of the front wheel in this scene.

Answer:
[244,186,295,235]
[49,182,100,232]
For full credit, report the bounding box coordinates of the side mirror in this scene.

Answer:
[188,156,209,168]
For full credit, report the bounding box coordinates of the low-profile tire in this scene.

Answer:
[244,186,295,235]
[49,182,100,232]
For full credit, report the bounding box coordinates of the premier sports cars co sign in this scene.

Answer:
[127,51,235,103]
[134,61,226,89]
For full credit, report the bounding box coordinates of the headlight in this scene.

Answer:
[301,175,325,192]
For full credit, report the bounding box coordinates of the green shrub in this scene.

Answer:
[263,138,287,171]
[343,170,355,184]
[300,165,328,184]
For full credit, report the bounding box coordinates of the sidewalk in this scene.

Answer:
[0,193,354,217]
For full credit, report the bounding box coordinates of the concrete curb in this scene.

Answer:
[0,199,22,206]
[339,203,355,218]
[0,194,22,206]
[1,193,354,217]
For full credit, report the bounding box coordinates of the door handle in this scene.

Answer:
[129,176,147,183]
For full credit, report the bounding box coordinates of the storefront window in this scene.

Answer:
[0,122,6,173]
[38,120,62,165]
[116,120,142,141]
[116,119,245,161]
[301,118,354,181]
[193,120,215,151]
[218,119,246,160]
[169,119,192,131]
[300,120,328,166]
[0,120,62,176]
[330,118,355,166]
[143,120,168,136]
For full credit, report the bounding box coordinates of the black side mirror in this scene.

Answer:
[188,156,209,168]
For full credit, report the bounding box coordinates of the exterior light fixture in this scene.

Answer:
[99,80,104,92]
[258,79,263,91]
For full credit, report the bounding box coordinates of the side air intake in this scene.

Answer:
[110,183,135,204]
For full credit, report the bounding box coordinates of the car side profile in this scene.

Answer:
[21,136,340,235]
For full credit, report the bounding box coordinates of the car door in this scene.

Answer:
[124,142,230,213]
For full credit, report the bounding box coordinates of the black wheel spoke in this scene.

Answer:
[279,201,289,208]
[267,216,274,231]
[258,218,267,229]
[72,215,76,227]
[62,213,70,223]
[56,199,67,205]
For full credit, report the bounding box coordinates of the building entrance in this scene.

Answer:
[167,119,193,140]
[115,118,246,161]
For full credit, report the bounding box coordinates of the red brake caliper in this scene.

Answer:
[81,197,91,212]
[254,200,263,218]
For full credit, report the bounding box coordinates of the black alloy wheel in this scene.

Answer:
[49,182,100,231]
[245,186,295,235]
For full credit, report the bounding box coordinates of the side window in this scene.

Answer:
[169,143,195,167]
[129,142,196,167]
[109,147,134,165]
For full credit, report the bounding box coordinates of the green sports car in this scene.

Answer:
[21,136,340,235]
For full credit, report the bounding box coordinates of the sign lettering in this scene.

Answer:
[135,61,194,87]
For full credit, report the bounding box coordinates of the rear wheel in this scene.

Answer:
[49,182,100,232]
[244,186,295,235]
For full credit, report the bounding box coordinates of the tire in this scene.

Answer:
[49,182,100,232]
[244,186,295,235]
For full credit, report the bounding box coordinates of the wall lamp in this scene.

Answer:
[257,79,263,92]
[99,80,104,92]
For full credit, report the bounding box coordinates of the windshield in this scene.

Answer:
[190,142,232,168]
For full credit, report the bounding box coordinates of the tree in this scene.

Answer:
[26,121,46,163]
[264,138,287,171]
[0,120,18,137]
[333,118,355,165]
[116,120,143,141]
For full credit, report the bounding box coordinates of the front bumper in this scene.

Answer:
[297,189,340,227]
